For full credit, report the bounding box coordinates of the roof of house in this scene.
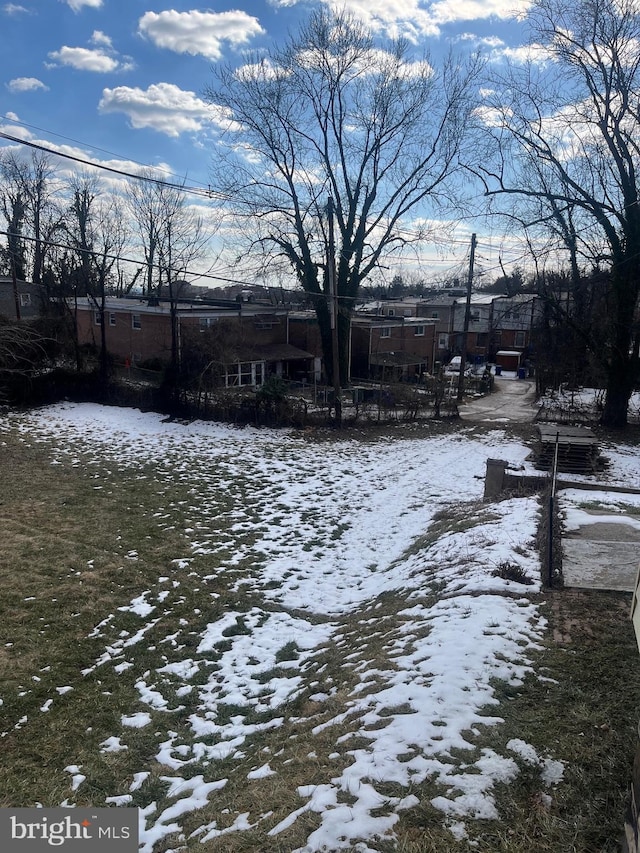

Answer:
[226,343,315,363]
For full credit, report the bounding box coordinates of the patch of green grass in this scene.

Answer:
[275,641,300,663]
[576,499,640,517]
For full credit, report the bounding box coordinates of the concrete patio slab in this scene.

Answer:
[562,538,639,592]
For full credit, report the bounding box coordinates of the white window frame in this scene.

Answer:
[132,314,142,330]
[225,361,265,388]
[94,311,101,325]
[380,327,391,338]
[19,293,31,307]
[414,325,425,336]
[514,330,526,348]
[109,312,116,327]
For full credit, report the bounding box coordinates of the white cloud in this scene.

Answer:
[3,4,30,14]
[430,0,531,25]
[99,82,234,137]
[496,42,553,64]
[138,9,265,61]
[7,77,49,93]
[273,0,527,39]
[457,32,505,48]
[91,29,112,48]
[0,116,32,140]
[48,46,120,72]
[65,0,103,11]
[235,58,289,83]
[47,32,134,73]
[315,0,441,40]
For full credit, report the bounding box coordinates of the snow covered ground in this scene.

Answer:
[0,403,570,850]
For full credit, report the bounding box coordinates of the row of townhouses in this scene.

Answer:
[1,277,542,387]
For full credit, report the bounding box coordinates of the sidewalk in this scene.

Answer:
[459,376,640,593]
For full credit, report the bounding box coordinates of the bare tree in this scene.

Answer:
[127,173,163,298]
[127,176,210,374]
[206,9,481,388]
[0,316,55,403]
[0,178,27,282]
[155,187,208,376]
[479,0,640,426]
[64,174,128,380]
[0,150,59,288]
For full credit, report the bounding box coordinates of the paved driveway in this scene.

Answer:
[458,375,538,423]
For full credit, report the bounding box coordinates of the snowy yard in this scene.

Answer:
[0,403,636,851]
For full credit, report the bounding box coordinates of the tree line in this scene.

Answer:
[2,0,640,427]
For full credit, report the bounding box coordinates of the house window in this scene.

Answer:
[226,361,264,387]
[414,325,425,336]
[514,330,526,348]
[380,327,391,338]
[431,311,439,319]
[94,311,101,325]
[388,309,395,317]
[19,293,31,307]
[109,313,116,327]
[132,314,142,330]
[438,333,448,349]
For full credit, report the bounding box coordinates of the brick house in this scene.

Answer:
[416,291,541,367]
[0,276,44,320]
[416,294,460,363]
[489,294,542,358]
[350,315,436,381]
[73,297,315,387]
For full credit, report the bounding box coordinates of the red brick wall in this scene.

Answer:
[288,316,323,357]
[76,306,173,364]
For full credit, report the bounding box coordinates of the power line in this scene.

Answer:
[0,124,548,260]
[0,229,269,289]
[0,114,215,193]
[0,131,231,203]
[3,118,627,275]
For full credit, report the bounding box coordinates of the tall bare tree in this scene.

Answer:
[127,176,209,374]
[206,9,481,387]
[479,0,640,427]
[0,179,27,282]
[65,174,128,380]
[0,150,59,288]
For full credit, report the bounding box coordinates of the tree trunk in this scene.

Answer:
[602,378,633,427]
[601,270,640,428]
[315,300,350,387]
[602,349,635,427]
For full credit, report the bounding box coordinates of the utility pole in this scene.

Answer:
[10,251,21,321]
[327,196,342,426]
[457,233,477,403]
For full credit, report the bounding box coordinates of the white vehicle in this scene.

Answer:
[443,356,472,376]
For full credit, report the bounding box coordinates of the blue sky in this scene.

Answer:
[0,0,535,284]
